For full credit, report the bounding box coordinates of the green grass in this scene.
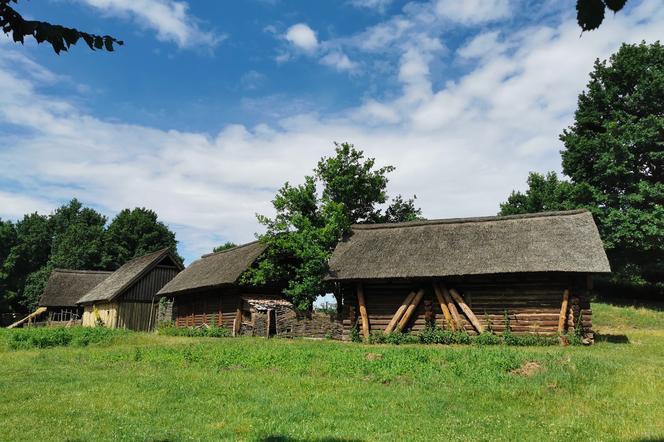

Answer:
[1,302,663,441]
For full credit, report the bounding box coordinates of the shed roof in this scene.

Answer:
[326,210,610,281]
[39,269,112,307]
[78,248,183,304]
[157,241,266,296]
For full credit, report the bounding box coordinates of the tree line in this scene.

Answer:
[0,201,180,312]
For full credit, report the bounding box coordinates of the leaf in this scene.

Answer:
[103,36,114,52]
[93,36,103,49]
[577,0,605,32]
[604,0,627,13]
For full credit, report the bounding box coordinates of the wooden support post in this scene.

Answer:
[449,288,484,334]
[438,283,462,330]
[385,291,416,334]
[266,309,272,338]
[233,307,242,336]
[397,289,425,332]
[357,282,370,339]
[433,283,454,330]
[558,289,570,333]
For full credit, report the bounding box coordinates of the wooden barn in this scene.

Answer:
[38,269,112,325]
[78,248,183,331]
[326,210,611,341]
[158,241,299,336]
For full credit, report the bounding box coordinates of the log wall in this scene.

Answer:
[341,273,592,339]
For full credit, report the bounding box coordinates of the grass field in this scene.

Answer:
[1,302,663,442]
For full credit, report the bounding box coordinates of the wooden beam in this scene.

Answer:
[438,283,463,330]
[397,289,425,332]
[233,307,242,336]
[558,289,570,333]
[7,307,47,329]
[433,283,455,330]
[384,291,416,334]
[357,282,370,339]
[449,288,484,334]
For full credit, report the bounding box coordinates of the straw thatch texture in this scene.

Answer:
[158,241,266,296]
[327,210,610,281]
[78,248,182,304]
[39,269,112,307]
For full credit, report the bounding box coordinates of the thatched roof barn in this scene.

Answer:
[39,269,112,323]
[158,241,341,338]
[79,248,183,331]
[327,210,610,340]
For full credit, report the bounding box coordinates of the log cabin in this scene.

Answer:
[38,269,112,325]
[326,210,611,341]
[78,248,183,331]
[157,241,292,336]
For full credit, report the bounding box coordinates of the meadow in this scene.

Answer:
[0,302,663,441]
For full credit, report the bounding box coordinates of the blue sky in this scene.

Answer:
[1,0,663,264]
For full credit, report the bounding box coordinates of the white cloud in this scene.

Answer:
[457,31,507,59]
[1,0,663,263]
[435,0,511,24]
[78,0,221,48]
[349,0,393,13]
[284,23,319,52]
[319,51,357,72]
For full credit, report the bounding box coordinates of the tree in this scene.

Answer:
[104,208,180,268]
[243,142,422,311]
[1,0,122,54]
[501,42,664,295]
[213,242,237,253]
[576,0,628,32]
[499,172,580,215]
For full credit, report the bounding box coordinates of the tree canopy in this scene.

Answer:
[213,242,238,253]
[1,0,122,53]
[500,41,664,295]
[0,199,180,312]
[243,142,422,311]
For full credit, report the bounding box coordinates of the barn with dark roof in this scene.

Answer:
[78,248,183,331]
[326,210,610,341]
[39,269,112,324]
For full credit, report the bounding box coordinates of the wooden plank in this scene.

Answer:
[558,289,570,333]
[384,291,416,334]
[438,283,462,329]
[433,283,455,330]
[397,289,425,331]
[357,282,370,339]
[7,307,47,329]
[449,288,485,334]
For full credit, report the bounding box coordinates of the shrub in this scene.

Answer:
[418,326,472,345]
[6,327,125,350]
[157,322,230,338]
[473,332,502,346]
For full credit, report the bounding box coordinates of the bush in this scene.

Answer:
[502,332,559,346]
[6,327,125,350]
[473,332,502,346]
[157,322,231,338]
[418,326,472,345]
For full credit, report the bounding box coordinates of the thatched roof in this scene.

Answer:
[157,241,266,296]
[78,248,183,304]
[39,269,112,307]
[327,210,610,281]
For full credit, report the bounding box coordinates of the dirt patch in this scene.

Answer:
[510,361,543,377]
[365,352,383,361]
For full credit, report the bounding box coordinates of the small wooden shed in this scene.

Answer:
[78,248,183,331]
[157,241,290,335]
[38,269,112,324]
[326,210,611,340]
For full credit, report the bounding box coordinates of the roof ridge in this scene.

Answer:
[351,209,589,230]
[201,240,261,258]
[52,268,114,274]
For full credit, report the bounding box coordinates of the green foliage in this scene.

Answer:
[212,241,237,253]
[157,322,231,338]
[500,42,664,297]
[576,0,628,32]
[103,207,181,268]
[416,325,560,346]
[368,331,419,345]
[0,0,123,54]
[350,319,362,343]
[6,326,125,350]
[418,326,472,345]
[243,142,422,310]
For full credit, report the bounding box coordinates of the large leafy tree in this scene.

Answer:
[501,42,664,295]
[213,242,237,253]
[103,208,180,268]
[243,142,422,311]
[1,0,122,53]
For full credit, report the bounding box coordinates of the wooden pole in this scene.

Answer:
[397,289,424,332]
[357,282,370,339]
[558,289,570,333]
[433,283,455,330]
[384,291,416,334]
[449,288,484,334]
[233,307,242,336]
[438,283,463,330]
